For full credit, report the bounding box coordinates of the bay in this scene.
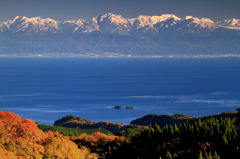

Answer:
[0,57,240,125]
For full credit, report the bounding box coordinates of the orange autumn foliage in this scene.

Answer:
[73,132,127,146]
[0,147,16,159]
[0,111,96,159]
[72,132,128,158]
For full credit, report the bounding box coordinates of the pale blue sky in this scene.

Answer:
[0,0,239,21]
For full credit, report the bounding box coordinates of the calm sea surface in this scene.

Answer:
[0,58,240,125]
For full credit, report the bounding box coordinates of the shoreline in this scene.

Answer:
[1,53,240,58]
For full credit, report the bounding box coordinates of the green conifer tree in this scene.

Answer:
[207,151,213,159]
[166,151,172,159]
[198,151,203,159]
[213,151,219,159]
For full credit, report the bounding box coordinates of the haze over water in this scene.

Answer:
[0,58,240,125]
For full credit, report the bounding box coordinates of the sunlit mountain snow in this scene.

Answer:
[1,13,239,34]
[0,13,240,57]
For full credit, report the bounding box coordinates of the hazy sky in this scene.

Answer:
[0,0,239,22]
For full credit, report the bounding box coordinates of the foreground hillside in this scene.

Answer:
[52,111,240,158]
[1,110,240,159]
[111,115,240,159]
[0,111,97,159]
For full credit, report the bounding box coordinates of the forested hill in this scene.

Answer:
[130,112,237,128]
[54,112,237,134]
[53,115,146,134]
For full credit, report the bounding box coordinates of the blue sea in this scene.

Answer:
[0,58,240,125]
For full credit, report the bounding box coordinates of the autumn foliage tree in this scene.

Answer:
[72,132,128,158]
[0,111,97,159]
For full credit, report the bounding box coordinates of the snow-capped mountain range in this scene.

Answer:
[1,13,240,57]
[1,13,239,34]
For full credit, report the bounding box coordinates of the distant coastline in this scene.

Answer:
[1,53,240,58]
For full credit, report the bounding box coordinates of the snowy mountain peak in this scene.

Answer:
[13,16,29,21]
[11,16,57,24]
[136,14,180,23]
[185,16,194,20]
[2,16,59,33]
[4,16,27,26]
[185,16,215,28]
[100,13,115,18]
[63,18,87,25]
[13,16,24,20]
[135,15,152,23]
[133,15,159,31]
[158,14,180,21]
[97,13,128,25]
[186,16,214,23]
[222,18,240,27]
[94,13,130,35]
[134,14,181,30]
[61,18,89,33]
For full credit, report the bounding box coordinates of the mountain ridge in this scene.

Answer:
[1,13,240,34]
[1,13,240,57]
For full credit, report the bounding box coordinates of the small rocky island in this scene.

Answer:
[113,105,123,109]
[126,106,135,109]
[113,105,136,109]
